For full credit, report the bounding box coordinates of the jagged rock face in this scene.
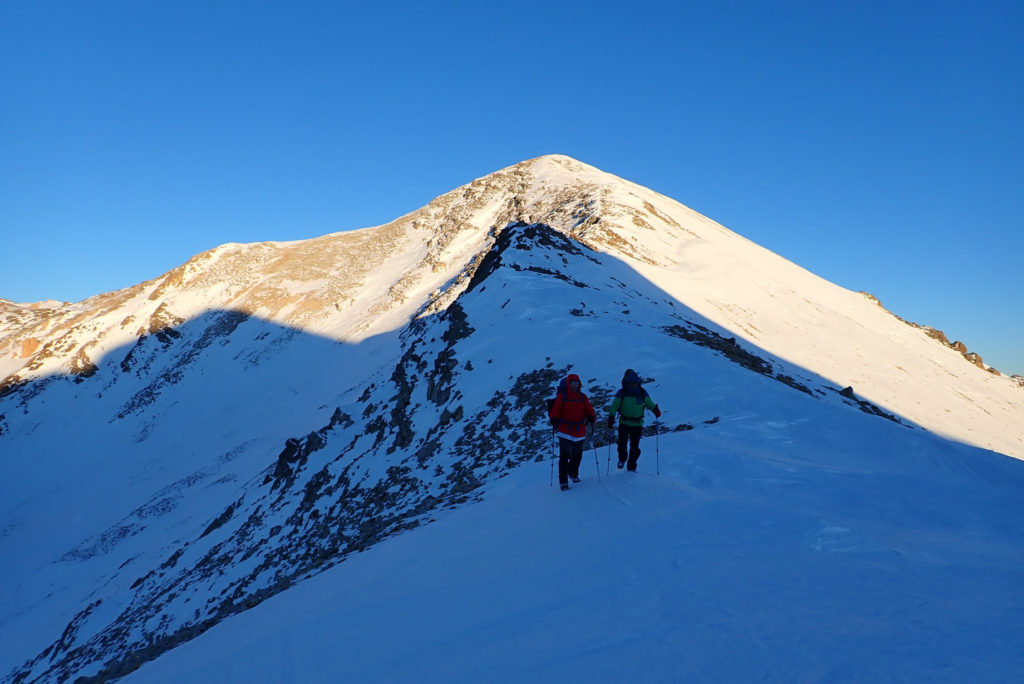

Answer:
[2,156,1023,681]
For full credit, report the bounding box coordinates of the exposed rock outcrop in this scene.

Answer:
[20,337,40,358]
[860,292,1001,375]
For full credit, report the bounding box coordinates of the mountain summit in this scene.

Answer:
[2,155,1023,681]
[3,154,1020,456]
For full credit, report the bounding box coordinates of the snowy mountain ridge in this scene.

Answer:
[2,155,1022,682]
[3,155,1020,458]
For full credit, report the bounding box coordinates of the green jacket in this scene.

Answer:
[609,388,658,427]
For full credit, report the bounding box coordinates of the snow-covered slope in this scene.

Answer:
[2,155,1022,682]
[130,418,1024,683]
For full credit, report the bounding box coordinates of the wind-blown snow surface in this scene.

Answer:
[2,155,1023,681]
[132,414,1024,683]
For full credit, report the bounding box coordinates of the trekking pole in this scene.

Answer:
[606,431,611,476]
[592,438,602,482]
[655,420,661,475]
[550,428,556,487]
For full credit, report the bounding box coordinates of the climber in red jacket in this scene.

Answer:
[548,373,597,491]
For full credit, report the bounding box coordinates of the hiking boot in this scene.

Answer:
[560,483,569,491]
[570,475,581,483]
[617,460,625,469]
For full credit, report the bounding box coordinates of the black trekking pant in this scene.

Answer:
[617,424,643,471]
[558,437,584,485]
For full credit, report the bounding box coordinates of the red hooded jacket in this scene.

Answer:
[548,373,596,440]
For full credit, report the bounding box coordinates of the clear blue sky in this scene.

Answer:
[2,1,1021,375]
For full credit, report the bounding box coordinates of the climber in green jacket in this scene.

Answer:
[607,368,661,472]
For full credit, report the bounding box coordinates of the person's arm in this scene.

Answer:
[608,396,621,428]
[645,393,661,417]
[549,395,562,425]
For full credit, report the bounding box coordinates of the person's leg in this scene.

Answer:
[558,438,572,488]
[616,425,628,467]
[569,440,584,480]
[626,426,642,471]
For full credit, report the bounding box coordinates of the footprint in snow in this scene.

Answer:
[807,526,882,553]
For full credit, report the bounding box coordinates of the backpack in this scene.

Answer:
[617,370,649,420]
[616,386,649,419]
[547,377,580,411]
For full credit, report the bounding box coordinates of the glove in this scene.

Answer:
[550,417,558,427]
[653,406,662,418]
[607,417,614,429]
[586,416,595,426]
